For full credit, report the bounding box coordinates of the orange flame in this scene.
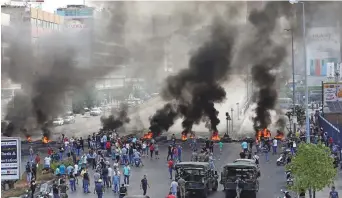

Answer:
[211,131,220,141]
[181,134,187,141]
[143,132,153,140]
[42,136,51,144]
[27,136,32,142]
[275,131,284,140]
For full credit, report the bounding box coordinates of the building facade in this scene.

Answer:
[30,7,64,40]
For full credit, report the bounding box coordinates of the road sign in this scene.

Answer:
[1,137,21,180]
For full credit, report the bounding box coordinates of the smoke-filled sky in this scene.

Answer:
[2,1,342,138]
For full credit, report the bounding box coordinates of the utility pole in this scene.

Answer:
[231,108,234,134]
[225,112,231,136]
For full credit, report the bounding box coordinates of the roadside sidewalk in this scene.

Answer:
[307,171,342,197]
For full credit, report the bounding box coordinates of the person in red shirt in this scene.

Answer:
[47,147,53,156]
[166,192,176,198]
[329,137,333,148]
[35,154,41,167]
[149,143,155,158]
[168,159,174,179]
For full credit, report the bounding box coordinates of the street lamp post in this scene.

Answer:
[290,0,310,143]
[225,112,231,136]
[285,28,296,134]
[236,102,240,120]
[231,108,234,134]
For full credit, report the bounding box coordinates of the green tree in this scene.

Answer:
[286,143,337,198]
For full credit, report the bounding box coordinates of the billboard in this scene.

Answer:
[1,137,21,180]
[323,83,342,102]
[307,27,341,76]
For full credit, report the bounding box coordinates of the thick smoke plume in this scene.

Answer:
[149,19,236,137]
[245,2,292,133]
[2,25,113,138]
[100,104,130,132]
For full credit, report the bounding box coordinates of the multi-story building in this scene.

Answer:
[30,7,64,41]
[1,5,65,117]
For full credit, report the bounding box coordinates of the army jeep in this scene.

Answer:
[220,161,259,198]
[175,162,219,198]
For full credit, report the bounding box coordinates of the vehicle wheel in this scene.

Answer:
[212,180,218,191]
[202,187,208,198]
[276,161,281,166]
[225,190,236,198]
[249,191,257,198]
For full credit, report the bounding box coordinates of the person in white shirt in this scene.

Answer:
[74,164,79,184]
[253,152,260,165]
[108,166,113,187]
[292,141,297,154]
[272,139,278,155]
[113,162,119,170]
[142,142,147,157]
[44,156,51,169]
[170,180,178,196]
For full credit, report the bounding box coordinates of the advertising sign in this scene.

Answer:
[1,137,21,180]
[323,83,342,102]
[66,20,86,29]
[307,27,341,76]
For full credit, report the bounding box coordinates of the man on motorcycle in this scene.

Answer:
[58,179,69,198]
[133,150,144,166]
[119,184,128,198]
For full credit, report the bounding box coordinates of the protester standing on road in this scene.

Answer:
[69,172,76,191]
[29,146,34,162]
[34,154,40,168]
[123,164,131,186]
[52,182,59,198]
[329,186,339,198]
[140,175,150,195]
[168,159,174,179]
[272,138,278,155]
[82,168,90,193]
[26,162,32,185]
[167,144,173,161]
[149,143,155,159]
[170,179,178,196]
[95,179,104,198]
[119,184,128,198]
[30,178,36,198]
[166,192,176,198]
[155,143,159,159]
[178,177,186,198]
[112,171,120,193]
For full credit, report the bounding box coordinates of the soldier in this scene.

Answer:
[177,177,186,198]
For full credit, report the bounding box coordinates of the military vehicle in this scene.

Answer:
[220,161,260,198]
[175,162,219,198]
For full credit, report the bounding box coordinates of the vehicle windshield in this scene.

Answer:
[91,108,100,111]
[54,118,62,121]
[224,167,255,180]
[64,116,72,119]
[176,168,205,182]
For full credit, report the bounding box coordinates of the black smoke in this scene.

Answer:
[100,104,130,131]
[2,25,113,138]
[149,19,236,137]
[246,2,292,133]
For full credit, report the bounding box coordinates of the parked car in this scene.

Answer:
[90,108,101,116]
[52,118,64,126]
[63,115,75,124]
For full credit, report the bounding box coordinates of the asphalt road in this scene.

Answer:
[24,142,287,198]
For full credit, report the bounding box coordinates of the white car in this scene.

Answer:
[52,118,64,126]
[63,116,75,124]
[90,108,101,116]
